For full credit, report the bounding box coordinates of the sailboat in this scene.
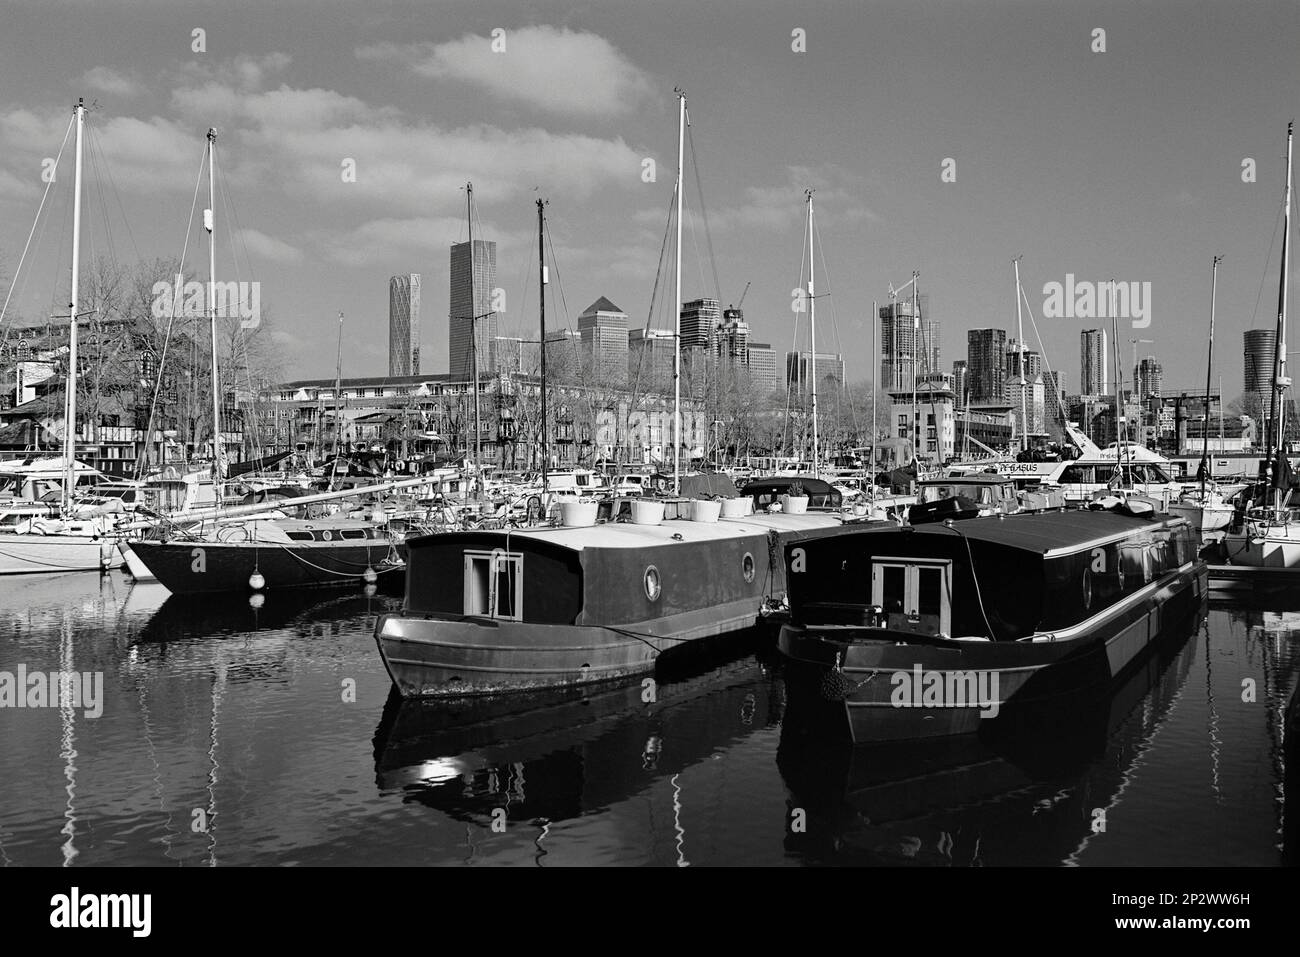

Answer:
[1221,121,1300,571]
[1,100,125,575]
[1169,256,1235,533]
[374,91,889,699]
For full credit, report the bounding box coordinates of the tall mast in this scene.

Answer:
[871,298,877,499]
[911,271,919,463]
[672,90,685,494]
[1014,256,1027,454]
[1270,122,1293,513]
[1110,282,1129,482]
[466,182,481,486]
[329,310,344,487]
[62,99,85,512]
[537,197,549,493]
[1200,255,1222,499]
[205,128,223,501]
[807,188,819,478]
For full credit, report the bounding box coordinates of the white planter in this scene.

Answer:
[782,495,810,515]
[559,501,598,527]
[690,499,722,523]
[720,496,752,518]
[631,500,665,525]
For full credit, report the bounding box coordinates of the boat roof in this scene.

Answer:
[425,513,847,552]
[896,510,1186,557]
[918,474,1013,485]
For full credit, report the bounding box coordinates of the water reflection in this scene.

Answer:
[0,572,1294,866]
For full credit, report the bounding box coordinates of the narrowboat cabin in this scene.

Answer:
[374,502,877,699]
[777,510,1206,741]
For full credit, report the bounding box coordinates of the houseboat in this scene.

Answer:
[776,510,1206,741]
[374,483,880,698]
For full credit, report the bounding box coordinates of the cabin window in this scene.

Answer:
[1060,465,1094,484]
[871,558,952,637]
[340,529,367,540]
[463,550,524,620]
[286,531,314,541]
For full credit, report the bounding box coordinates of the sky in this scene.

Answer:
[0,0,1297,399]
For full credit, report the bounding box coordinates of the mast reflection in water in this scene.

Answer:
[0,573,1292,866]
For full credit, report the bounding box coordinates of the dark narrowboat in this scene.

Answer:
[374,509,868,698]
[777,510,1207,741]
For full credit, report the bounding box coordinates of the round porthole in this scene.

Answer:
[1082,567,1093,611]
[644,565,661,601]
[321,530,333,542]
[742,552,756,583]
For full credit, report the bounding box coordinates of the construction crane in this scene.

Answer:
[733,281,750,311]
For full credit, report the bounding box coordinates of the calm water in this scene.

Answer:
[0,571,1294,866]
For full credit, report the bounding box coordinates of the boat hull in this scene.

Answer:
[0,533,124,575]
[376,594,766,697]
[1168,501,1233,533]
[130,539,402,593]
[780,560,1207,742]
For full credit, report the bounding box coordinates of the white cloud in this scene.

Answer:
[357,26,654,117]
[82,67,141,98]
[0,108,198,193]
[240,228,303,264]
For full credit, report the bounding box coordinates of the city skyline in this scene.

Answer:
[0,1,1295,403]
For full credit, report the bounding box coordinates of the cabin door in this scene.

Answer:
[871,559,952,637]
[464,549,524,620]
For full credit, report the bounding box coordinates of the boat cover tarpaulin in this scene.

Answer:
[679,473,739,498]
[227,450,293,477]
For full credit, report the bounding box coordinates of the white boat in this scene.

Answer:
[1168,488,1235,533]
[1221,122,1298,572]
[0,102,129,575]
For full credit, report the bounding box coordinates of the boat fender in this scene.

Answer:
[819,651,853,701]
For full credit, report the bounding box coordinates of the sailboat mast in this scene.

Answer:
[673,90,685,494]
[467,183,481,485]
[1270,122,1293,513]
[538,198,549,493]
[911,272,919,464]
[807,189,819,478]
[205,128,223,500]
[62,99,85,513]
[329,310,344,487]
[871,298,877,500]
[1014,256,1027,454]
[1201,255,1222,499]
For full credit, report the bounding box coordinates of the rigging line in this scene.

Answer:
[1020,282,1070,426]
[88,121,141,265]
[686,120,722,302]
[786,206,811,456]
[87,127,122,278]
[810,212,860,438]
[1247,189,1285,332]
[136,142,207,479]
[0,112,74,330]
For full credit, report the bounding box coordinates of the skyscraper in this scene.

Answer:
[951,360,969,406]
[786,352,845,394]
[449,239,497,380]
[746,342,779,392]
[388,274,421,376]
[1135,356,1163,401]
[679,298,721,351]
[628,327,675,386]
[966,328,1007,404]
[1080,328,1108,396]
[880,295,939,393]
[578,297,629,382]
[1244,329,1277,396]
